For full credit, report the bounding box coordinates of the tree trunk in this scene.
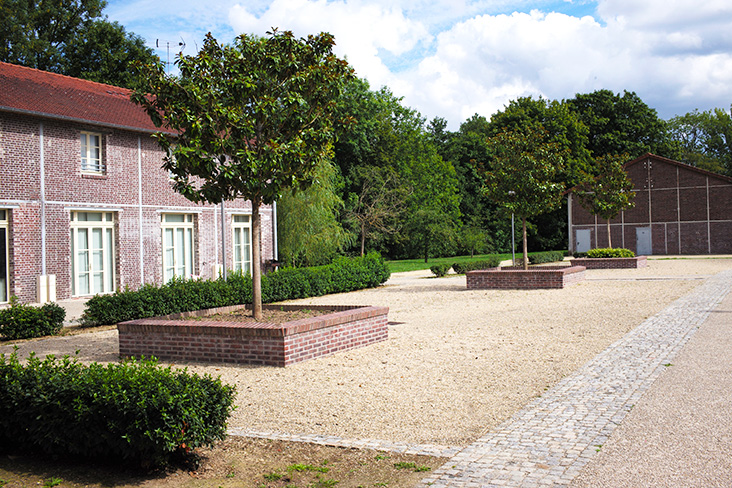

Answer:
[360,221,366,257]
[252,198,263,321]
[522,217,529,270]
[607,218,612,248]
[424,237,429,263]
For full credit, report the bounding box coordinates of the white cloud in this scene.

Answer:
[229,0,431,87]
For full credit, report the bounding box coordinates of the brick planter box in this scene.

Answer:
[570,256,648,269]
[466,265,586,289]
[118,304,389,367]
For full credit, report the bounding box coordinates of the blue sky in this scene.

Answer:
[106,0,732,129]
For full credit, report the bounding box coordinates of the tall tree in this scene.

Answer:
[133,30,353,319]
[668,107,732,176]
[0,0,159,88]
[278,158,353,267]
[480,127,566,269]
[574,154,635,248]
[567,89,675,159]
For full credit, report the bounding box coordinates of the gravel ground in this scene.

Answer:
[570,271,732,488]
[3,257,731,448]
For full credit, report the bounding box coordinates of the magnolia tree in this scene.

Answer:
[132,30,353,319]
[575,154,635,248]
[481,127,566,269]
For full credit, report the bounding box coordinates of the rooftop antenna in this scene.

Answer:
[156,38,186,73]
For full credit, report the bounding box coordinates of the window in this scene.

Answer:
[161,214,194,282]
[0,210,8,303]
[232,215,252,275]
[70,212,115,296]
[80,131,104,173]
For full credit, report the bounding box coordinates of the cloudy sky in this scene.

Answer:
[105,0,732,129]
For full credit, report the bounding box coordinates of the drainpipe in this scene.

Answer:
[221,201,226,279]
[138,136,144,285]
[272,200,278,261]
[40,122,46,276]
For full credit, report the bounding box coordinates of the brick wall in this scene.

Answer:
[570,155,732,255]
[466,266,586,289]
[118,304,389,366]
[0,113,276,302]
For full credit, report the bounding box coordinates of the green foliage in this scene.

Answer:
[575,154,635,248]
[278,158,354,267]
[429,264,451,277]
[0,0,160,88]
[133,29,354,320]
[81,253,390,326]
[480,126,566,268]
[528,251,565,264]
[566,89,675,159]
[0,297,65,340]
[587,248,635,258]
[451,257,502,274]
[668,107,732,177]
[0,352,235,466]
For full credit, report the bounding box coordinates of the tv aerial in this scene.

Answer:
[156,38,186,73]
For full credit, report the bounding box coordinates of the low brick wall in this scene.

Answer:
[118,304,389,367]
[466,266,586,289]
[570,256,648,269]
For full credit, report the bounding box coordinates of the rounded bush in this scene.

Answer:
[0,298,65,340]
[586,248,635,258]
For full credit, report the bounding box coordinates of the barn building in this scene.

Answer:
[0,62,277,305]
[568,153,732,255]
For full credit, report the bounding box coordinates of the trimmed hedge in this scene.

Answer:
[451,256,502,274]
[587,248,635,258]
[0,297,65,340]
[0,352,234,466]
[81,252,391,326]
[430,264,451,277]
[528,251,565,265]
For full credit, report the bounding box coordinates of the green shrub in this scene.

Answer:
[430,264,451,277]
[452,256,502,274]
[0,297,65,340]
[82,252,390,326]
[528,251,565,265]
[587,248,635,258]
[0,352,235,467]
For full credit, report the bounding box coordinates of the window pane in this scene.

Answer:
[233,215,250,223]
[105,228,114,292]
[0,210,6,221]
[164,214,185,223]
[0,228,6,302]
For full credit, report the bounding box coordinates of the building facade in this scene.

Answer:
[0,62,276,304]
[569,153,732,255]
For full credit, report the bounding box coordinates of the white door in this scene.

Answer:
[576,229,592,253]
[636,227,652,255]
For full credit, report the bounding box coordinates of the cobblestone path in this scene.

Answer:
[417,269,732,487]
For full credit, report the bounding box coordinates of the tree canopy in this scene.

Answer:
[574,154,635,248]
[0,0,160,88]
[668,107,732,176]
[480,127,566,268]
[133,30,353,318]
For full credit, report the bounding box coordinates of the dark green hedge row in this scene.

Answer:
[430,264,451,277]
[0,352,234,467]
[82,252,391,326]
[452,256,502,274]
[0,298,65,340]
[528,251,565,265]
[587,248,635,258]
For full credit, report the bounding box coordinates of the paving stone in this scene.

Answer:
[416,269,731,487]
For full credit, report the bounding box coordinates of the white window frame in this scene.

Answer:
[231,214,252,275]
[70,211,116,297]
[161,213,195,282]
[80,131,104,174]
[0,210,8,304]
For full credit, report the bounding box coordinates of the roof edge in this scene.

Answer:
[625,152,732,183]
[0,105,176,136]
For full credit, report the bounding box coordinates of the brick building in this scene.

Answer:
[0,62,277,304]
[568,153,732,255]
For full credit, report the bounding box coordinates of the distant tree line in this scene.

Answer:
[2,2,731,264]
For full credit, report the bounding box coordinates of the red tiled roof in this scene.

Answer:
[0,61,170,134]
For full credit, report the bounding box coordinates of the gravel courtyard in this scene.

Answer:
[3,257,731,449]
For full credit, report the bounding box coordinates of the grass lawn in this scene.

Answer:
[386,253,514,273]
